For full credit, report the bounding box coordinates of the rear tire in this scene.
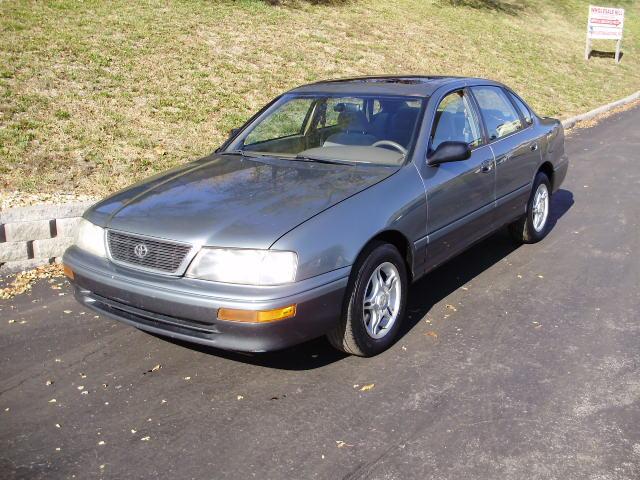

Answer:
[509,172,552,244]
[327,242,407,357]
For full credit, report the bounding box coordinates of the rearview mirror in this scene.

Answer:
[427,141,471,166]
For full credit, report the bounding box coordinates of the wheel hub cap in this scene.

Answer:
[532,183,549,232]
[363,262,401,339]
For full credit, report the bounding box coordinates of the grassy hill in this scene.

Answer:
[1,0,639,196]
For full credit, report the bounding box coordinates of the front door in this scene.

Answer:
[422,89,496,270]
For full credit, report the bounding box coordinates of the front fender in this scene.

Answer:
[271,165,427,281]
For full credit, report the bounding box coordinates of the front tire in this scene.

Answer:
[327,242,408,357]
[509,172,552,244]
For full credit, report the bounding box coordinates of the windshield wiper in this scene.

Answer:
[293,155,355,166]
[219,149,252,157]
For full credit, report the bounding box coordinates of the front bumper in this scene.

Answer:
[63,246,349,352]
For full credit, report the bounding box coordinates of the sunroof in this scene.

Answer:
[333,76,441,85]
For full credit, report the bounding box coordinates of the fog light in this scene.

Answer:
[63,264,74,280]
[217,304,297,323]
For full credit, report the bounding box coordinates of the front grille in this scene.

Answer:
[107,230,192,273]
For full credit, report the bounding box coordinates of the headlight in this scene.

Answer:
[74,219,106,258]
[186,248,298,285]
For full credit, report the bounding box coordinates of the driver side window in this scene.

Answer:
[431,90,483,151]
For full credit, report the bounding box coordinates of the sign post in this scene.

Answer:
[585,5,625,63]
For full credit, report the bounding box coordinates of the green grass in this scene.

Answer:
[1,0,639,196]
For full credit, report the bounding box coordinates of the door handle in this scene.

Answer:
[530,143,539,151]
[480,160,493,173]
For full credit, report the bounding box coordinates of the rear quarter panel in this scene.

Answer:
[538,117,568,191]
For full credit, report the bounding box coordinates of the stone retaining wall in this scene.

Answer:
[0,202,93,274]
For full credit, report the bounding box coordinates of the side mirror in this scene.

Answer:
[427,141,471,166]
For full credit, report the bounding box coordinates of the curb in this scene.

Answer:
[561,90,640,130]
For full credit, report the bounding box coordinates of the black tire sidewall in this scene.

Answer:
[346,243,408,356]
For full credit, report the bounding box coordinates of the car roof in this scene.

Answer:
[287,75,505,97]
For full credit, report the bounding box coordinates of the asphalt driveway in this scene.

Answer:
[1,105,639,480]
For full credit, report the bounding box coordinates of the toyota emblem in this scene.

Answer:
[133,243,149,259]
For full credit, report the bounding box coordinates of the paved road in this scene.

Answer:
[2,106,639,480]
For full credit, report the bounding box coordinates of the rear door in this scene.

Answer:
[422,89,496,269]
[470,86,541,224]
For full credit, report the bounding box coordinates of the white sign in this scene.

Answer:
[585,5,625,63]
[587,5,624,39]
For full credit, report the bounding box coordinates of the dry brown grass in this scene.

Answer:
[1,0,639,197]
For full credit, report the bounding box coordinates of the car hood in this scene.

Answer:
[86,154,397,249]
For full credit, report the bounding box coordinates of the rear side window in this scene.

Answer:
[471,86,523,140]
[507,91,533,126]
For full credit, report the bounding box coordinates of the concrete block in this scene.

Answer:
[0,258,50,275]
[55,217,82,238]
[0,241,29,263]
[0,202,94,223]
[32,237,74,259]
[3,219,52,242]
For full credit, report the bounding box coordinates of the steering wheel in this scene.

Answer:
[372,140,407,155]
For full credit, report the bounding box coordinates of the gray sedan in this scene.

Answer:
[63,76,568,356]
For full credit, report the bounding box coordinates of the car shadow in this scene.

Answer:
[153,189,574,370]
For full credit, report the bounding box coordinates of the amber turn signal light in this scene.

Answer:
[217,304,296,323]
[63,264,74,280]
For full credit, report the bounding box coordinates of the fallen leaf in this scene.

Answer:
[537,275,544,279]
[8,319,15,324]
[360,384,375,392]
[98,441,105,446]
[55,423,61,428]
[77,385,84,390]
[425,331,438,339]
[46,380,53,386]
[141,436,150,441]
[144,364,162,374]
[184,376,191,381]
[63,310,72,314]
[49,398,57,403]
[445,304,457,312]
[336,440,353,448]
[237,395,244,400]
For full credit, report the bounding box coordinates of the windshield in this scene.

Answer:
[226,94,425,166]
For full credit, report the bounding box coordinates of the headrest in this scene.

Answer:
[337,110,368,132]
